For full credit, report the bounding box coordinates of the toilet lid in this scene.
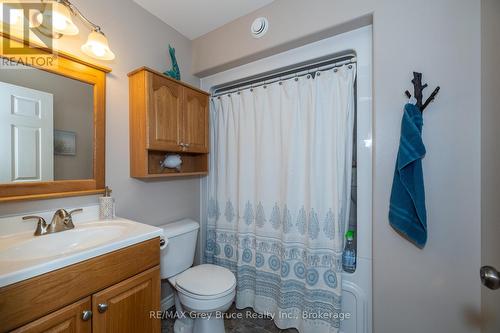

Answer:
[176,264,236,296]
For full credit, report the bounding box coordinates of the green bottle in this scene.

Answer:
[342,231,356,273]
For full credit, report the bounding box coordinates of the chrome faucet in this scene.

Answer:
[23,208,83,236]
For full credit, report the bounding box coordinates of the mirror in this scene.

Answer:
[0,32,109,202]
[0,65,94,183]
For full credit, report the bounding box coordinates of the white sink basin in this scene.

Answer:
[0,218,163,287]
[0,222,129,262]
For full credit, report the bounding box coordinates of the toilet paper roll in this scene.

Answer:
[160,235,168,250]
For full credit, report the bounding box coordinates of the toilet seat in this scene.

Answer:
[175,264,236,299]
[172,264,236,314]
[177,284,235,300]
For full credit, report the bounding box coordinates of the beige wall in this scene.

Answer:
[481,0,500,331]
[0,69,94,180]
[193,1,482,333]
[0,0,201,226]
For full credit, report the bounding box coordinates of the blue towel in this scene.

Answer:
[389,103,427,248]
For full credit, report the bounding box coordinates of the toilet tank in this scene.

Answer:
[160,219,200,279]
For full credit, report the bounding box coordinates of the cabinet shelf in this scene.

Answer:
[128,67,209,178]
[134,171,208,179]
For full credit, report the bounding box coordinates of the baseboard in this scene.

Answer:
[161,294,175,312]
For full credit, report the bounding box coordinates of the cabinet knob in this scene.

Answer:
[184,143,190,148]
[179,142,185,147]
[81,310,93,321]
[97,303,108,313]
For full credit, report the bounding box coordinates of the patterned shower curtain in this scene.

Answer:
[205,65,356,333]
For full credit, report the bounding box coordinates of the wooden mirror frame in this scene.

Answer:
[0,32,111,202]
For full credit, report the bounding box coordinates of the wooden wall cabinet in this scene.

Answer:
[183,88,209,153]
[148,74,183,152]
[129,67,209,178]
[1,239,161,333]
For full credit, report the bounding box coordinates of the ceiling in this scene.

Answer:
[133,0,275,40]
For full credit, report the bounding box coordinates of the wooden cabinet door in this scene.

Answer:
[182,87,209,153]
[92,266,160,333]
[148,73,182,151]
[12,297,91,333]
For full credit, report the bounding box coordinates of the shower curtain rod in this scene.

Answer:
[212,54,357,97]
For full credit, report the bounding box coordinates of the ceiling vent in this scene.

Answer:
[251,17,269,38]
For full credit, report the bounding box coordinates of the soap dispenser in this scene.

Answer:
[99,186,115,220]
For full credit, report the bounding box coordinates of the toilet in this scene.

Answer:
[160,219,236,333]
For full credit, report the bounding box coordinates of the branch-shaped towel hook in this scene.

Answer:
[404,72,440,112]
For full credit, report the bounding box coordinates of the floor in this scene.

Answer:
[162,304,299,333]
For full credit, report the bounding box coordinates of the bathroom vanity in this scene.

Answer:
[0,207,163,332]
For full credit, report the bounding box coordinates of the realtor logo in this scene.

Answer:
[1,1,57,67]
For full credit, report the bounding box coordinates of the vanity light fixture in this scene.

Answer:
[35,1,79,35]
[81,30,115,61]
[33,0,115,60]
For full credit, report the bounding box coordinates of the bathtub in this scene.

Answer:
[340,257,372,333]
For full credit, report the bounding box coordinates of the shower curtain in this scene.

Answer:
[205,64,356,333]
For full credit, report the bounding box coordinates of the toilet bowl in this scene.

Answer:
[160,219,236,333]
[170,264,236,333]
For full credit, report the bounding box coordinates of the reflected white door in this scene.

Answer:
[0,81,53,183]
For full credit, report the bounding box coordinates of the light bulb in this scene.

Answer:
[91,44,106,57]
[9,9,22,26]
[52,12,68,31]
[33,12,43,27]
[81,30,115,60]
[37,1,79,36]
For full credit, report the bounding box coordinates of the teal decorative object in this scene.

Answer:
[163,45,180,80]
